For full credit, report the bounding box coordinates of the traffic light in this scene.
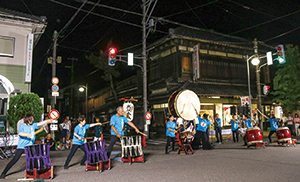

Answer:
[108,47,117,66]
[263,85,270,95]
[275,45,286,64]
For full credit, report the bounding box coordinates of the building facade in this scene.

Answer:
[80,27,274,136]
[0,8,47,115]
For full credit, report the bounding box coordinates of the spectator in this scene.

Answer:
[286,112,294,136]
[59,116,71,146]
[44,133,55,151]
[55,139,65,151]
[94,117,103,141]
[294,114,300,136]
[281,113,288,127]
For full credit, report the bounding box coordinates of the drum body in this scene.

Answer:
[246,127,263,145]
[168,89,200,121]
[276,127,291,142]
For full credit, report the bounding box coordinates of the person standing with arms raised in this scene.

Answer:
[0,114,53,179]
[106,106,140,158]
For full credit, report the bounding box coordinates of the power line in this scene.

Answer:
[21,0,33,15]
[184,0,210,33]
[163,0,218,19]
[50,0,143,30]
[59,0,100,44]
[263,25,300,42]
[53,0,88,35]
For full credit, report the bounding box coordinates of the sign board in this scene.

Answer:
[51,77,59,85]
[49,109,59,120]
[52,85,59,92]
[145,112,152,120]
[192,44,200,81]
[240,96,250,106]
[146,120,151,125]
[52,92,59,97]
[25,34,34,83]
[50,124,58,131]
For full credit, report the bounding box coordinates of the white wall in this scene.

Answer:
[0,22,32,66]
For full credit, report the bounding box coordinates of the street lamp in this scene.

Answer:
[252,57,263,135]
[79,84,88,123]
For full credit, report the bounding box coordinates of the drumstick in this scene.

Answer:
[180,104,185,114]
[81,137,93,140]
[17,178,34,181]
[101,121,111,125]
[191,103,199,116]
[34,128,44,135]
[138,131,147,136]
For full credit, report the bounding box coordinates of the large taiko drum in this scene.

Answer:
[276,127,291,142]
[168,89,200,121]
[246,127,263,145]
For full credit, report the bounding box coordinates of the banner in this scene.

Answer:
[25,34,34,83]
[240,96,250,106]
[192,44,200,81]
[123,102,134,121]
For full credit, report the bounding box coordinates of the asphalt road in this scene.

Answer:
[0,136,299,182]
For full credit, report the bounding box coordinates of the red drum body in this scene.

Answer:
[168,89,200,121]
[246,127,263,145]
[276,127,291,142]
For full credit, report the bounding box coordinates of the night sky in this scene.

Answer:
[2,0,300,97]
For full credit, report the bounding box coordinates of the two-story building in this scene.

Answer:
[0,8,47,116]
[80,26,274,136]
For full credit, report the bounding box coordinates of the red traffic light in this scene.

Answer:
[109,47,117,55]
[277,46,282,51]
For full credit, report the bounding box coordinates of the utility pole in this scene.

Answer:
[51,30,58,110]
[67,57,78,118]
[142,0,148,138]
[254,38,263,135]
[141,0,157,138]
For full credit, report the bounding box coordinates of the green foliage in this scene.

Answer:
[7,93,43,131]
[86,50,120,81]
[272,44,300,112]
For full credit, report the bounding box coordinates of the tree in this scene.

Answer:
[7,93,43,131]
[272,44,300,112]
[86,49,120,103]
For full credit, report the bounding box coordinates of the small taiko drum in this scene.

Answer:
[246,127,263,145]
[168,89,200,121]
[276,127,291,142]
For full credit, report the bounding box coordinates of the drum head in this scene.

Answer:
[175,90,200,120]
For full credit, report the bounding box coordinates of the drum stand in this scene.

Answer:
[247,141,267,149]
[277,138,297,147]
[177,132,193,155]
[121,136,144,165]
